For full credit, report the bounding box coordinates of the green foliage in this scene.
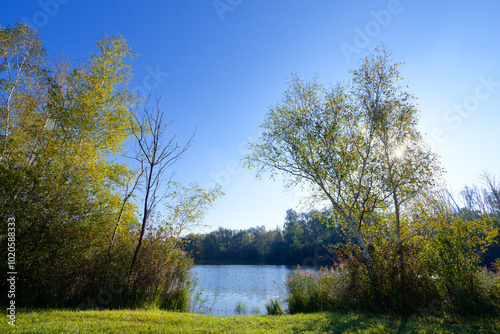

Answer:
[163,182,223,242]
[418,213,499,315]
[182,209,348,265]
[127,226,194,311]
[286,267,351,314]
[286,202,500,315]
[0,22,138,308]
[0,22,219,312]
[265,298,284,315]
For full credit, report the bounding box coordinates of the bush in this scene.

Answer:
[58,225,195,312]
[419,215,500,315]
[127,227,194,311]
[345,243,440,313]
[285,220,500,316]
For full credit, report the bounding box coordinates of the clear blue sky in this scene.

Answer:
[2,0,499,233]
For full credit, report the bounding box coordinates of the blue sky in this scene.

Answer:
[2,0,499,233]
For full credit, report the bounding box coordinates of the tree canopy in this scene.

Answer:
[246,46,441,284]
[246,46,499,312]
[0,22,220,310]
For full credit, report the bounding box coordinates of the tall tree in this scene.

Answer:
[355,47,442,302]
[246,46,442,294]
[246,73,381,285]
[0,22,139,306]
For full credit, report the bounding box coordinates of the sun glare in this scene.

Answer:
[393,147,405,159]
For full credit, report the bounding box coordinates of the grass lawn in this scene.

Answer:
[1,309,499,333]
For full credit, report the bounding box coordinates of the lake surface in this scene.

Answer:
[190,264,299,316]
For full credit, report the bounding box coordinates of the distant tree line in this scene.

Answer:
[183,182,500,267]
[182,209,352,265]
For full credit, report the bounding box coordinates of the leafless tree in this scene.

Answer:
[481,171,500,216]
[128,95,194,278]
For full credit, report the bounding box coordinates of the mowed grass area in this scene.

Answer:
[1,309,500,334]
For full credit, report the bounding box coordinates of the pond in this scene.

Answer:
[190,264,300,316]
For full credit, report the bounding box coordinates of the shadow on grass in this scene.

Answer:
[301,311,500,334]
[301,312,412,334]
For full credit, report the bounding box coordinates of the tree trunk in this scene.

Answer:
[393,193,406,308]
[129,165,154,279]
[350,217,380,304]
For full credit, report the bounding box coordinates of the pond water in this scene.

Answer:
[190,264,300,316]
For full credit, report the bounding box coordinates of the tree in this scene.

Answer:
[481,171,500,217]
[161,181,223,247]
[0,23,221,310]
[357,47,441,242]
[246,46,442,295]
[128,95,193,277]
[355,47,442,304]
[0,22,139,306]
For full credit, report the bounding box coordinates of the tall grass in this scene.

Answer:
[235,300,247,315]
[265,298,284,315]
[190,286,218,315]
[286,248,500,315]
[286,266,350,314]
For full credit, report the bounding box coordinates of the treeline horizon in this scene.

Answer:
[182,209,350,266]
[183,183,500,267]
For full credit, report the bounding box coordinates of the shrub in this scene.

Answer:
[127,227,194,311]
[285,213,500,316]
[69,225,194,311]
[420,215,499,315]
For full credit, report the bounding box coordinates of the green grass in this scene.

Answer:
[1,309,500,333]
